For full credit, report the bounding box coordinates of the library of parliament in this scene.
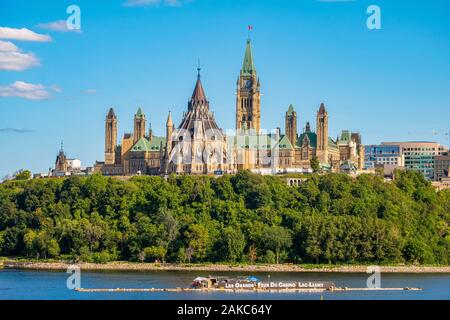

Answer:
[94,37,365,176]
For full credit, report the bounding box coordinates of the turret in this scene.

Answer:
[316,103,329,163]
[285,104,297,146]
[305,121,311,133]
[133,107,146,144]
[105,107,117,165]
[166,111,173,156]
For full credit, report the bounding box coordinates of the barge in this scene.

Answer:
[75,275,422,293]
[191,276,336,290]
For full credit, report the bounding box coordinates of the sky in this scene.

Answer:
[1,0,450,177]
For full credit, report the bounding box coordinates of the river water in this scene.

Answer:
[0,269,449,300]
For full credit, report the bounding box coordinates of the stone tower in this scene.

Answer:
[105,108,117,165]
[316,103,329,163]
[55,141,68,172]
[165,111,173,157]
[285,104,297,146]
[133,107,146,144]
[236,38,260,133]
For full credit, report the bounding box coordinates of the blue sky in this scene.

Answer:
[1,0,449,177]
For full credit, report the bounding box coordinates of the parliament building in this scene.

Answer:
[94,37,364,176]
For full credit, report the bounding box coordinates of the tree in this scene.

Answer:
[232,171,272,209]
[310,157,320,173]
[0,171,449,265]
[143,246,167,262]
[185,246,194,264]
[184,224,209,262]
[214,226,245,262]
[15,170,31,180]
[247,244,257,263]
[24,229,60,259]
[260,225,292,264]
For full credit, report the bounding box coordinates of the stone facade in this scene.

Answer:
[95,37,364,176]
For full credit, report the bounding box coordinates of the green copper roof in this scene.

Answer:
[340,130,351,142]
[230,133,279,150]
[241,39,256,75]
[297,132,317,149]
[328,137,339,149]
[294,132,338,150]
[286,104,295,116]
[277,134,294,150]
[135,107,144,118]
[131,136,166,152]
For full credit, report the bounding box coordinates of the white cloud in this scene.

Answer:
[123,0,182,7]
[0,81,51,100]
[37,20,81,33]
[83,89,97,94]
[0,40,18,52]
[0,27,51,42]
[0,40,40,71]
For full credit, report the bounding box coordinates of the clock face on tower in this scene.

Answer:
[244,79,252,89]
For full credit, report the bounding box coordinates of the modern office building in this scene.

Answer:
[364,144,404,169]
[381,141,446,180]
[434,152,450,181]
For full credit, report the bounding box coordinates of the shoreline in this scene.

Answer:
[3,261,450,273]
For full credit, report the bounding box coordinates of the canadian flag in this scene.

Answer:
[248,25,253,31]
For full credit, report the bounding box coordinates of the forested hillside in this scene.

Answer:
[0,171,449,264]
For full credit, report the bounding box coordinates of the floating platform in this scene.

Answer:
[75,287,422,293]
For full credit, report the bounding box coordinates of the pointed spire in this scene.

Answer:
[318,103,326,114]
[166,111,173,127]
[107,107,116,119]
[241,37,256,75]
[305,122,311,133]
[148,115,153,141]
[287,104,295,116]
[135,107,144,118]
[191,74,206,101]
[190,66,208,110]
[60,140,64,153]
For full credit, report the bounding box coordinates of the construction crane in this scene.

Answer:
[407,129,450,151]
[446,131,450,151]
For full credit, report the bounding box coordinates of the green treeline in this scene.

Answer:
[0,170,449,264]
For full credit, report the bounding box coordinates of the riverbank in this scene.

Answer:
[3,261,450,273]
